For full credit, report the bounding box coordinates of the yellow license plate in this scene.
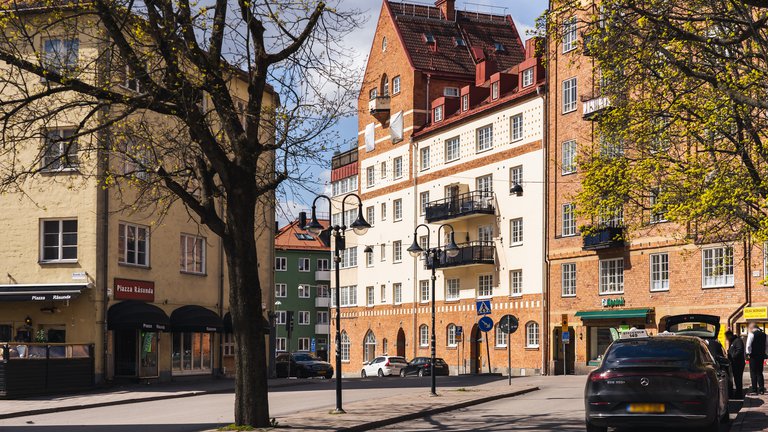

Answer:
[627,403,665,413]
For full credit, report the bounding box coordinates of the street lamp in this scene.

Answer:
[406,223,458,396]
[301,193,370,414]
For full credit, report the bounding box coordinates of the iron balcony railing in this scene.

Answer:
[424,191,495,223]
[331,148,358,170]
[582,225,625,251]
[425,241,495,269]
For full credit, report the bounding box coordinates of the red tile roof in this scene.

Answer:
[275,219,331,251]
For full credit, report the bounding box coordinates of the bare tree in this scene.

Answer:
[0,0,361,426]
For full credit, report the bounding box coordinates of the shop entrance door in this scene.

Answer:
[139,331,159,378]
[114,329,137,376]
[396,328,406,357]
[470,324,481,374]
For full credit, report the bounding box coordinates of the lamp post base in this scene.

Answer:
[429,392,439,397]
[330,408,347,415]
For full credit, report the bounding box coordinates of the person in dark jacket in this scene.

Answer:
[747,323,767,394]
[726,329,745,399]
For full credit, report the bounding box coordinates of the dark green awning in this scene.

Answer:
[575,308,652,320]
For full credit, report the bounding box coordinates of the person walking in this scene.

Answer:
[726,329,745,399]
[746,323,767,395]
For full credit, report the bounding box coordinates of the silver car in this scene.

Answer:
[361,355,408,377]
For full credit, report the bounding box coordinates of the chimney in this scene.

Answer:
[435,0,455,21]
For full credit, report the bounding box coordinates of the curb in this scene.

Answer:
[333,386,539,432]
[730,395,759,432]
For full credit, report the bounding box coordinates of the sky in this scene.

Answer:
[276,0,549,226]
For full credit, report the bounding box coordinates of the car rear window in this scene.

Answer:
[391,357,407,363]
[668,322,717,338]
[435,358,446,365]
[604,339,697,367]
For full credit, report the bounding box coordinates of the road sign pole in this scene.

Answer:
[507,316,512,385]
[485,331,491,374]
[563,338,567,376]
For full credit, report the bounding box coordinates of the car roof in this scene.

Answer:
[614,334,703,345]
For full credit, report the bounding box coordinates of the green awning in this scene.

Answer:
[575,308,652,320]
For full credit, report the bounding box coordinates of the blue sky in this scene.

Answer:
[276,0,548,225]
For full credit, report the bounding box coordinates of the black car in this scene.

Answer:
[399,357,450,377]
[585,333,729,432]
[275,353,334,379]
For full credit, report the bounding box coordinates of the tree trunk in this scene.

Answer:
[224,186,270,427]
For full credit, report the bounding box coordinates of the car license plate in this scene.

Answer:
[627,403,665,413]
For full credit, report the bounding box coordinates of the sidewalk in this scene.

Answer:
[732,393,768,432]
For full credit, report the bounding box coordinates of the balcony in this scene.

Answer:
[331,148,358,170]
[368,95,391,114]
[315,270,331,281]
[582,94,611,119]
[582,226,626,251]
[424,191,495,223]
[315,324,330,335]
[315,297,330,308]
[426,241,495,269]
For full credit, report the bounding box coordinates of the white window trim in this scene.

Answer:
[650,253,670,292]
[275,257,287,271]
[180,234,206,275]
[525,322,540,348]
[561,263,577,298]
[702,246,735,288]
[510,114,524,142]
[298,257,311,272]
[39,218,78,263]
[562,77,577,114]
[598,258,624,295]
[509,218,523,247]
[275,283,287,298]
[118,222,150,267]
[477,274,493,299]
[509,269,523,298]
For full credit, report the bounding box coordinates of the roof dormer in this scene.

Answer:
[431,96,459,123]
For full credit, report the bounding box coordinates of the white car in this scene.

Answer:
[361,355,408,377]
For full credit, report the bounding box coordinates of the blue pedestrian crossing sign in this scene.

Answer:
[476,300,492,316]
[478,316,494,332]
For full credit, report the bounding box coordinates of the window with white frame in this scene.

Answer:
[476,125,493,152]
[275,257,287,271]
[649,189,667,223]
[650,253,670,291]
[298,311,310,325]
[394,283,402,304]
[366,286,375,306]
[366,206,375,226]
[381,202,388,220]
[333,285,358,307]
[118,222,149,266]
[562,140,577,174]
[393,76,401,94]
[479,225,493,243]
[562,17,578,52]
[445,136,460,162]
[366,248,374,267]
[478,274,493,298]
[511,114,523,141]
[476,174,493,193]
[599,258,624,294]
[522,67,534,87]
[380,161,387,180]
[510,269,523,296]
[420,280,430,303]
[41,219,78,262]
[297,337,310,351]
[276,337,287,352]
[298,257,310,272]
[275,310,286,325]
[275,283,287,298]
[317,311,329,324]
[180,234,205,274]
[510,165,523,191]
[380,284,387,303]
[462,94,469,111]
[702,246,734,288]
[393,157,403,179]
[298,284,310,298]
[42,128,79,171]
[339,247,357,268]
[382,36,387,52]
[420,146,430,170]
[331,175,357,197]
[444,87,460,97]
[369,88,377,100]
[562,203,576,236]
[447,324,457,347]
[419,235,428,251]
[317,258,330,271]
[380,244,386,261]
[222,333,235,356]
[393,240,402,262]
[526,322,540,348]
[562,263,576,297]
[366,166,375,188]
[495,324,508,347]
[394,199,403,221]
[317,285,329,297]
[510,218,523,246]
[562,77,577,113]
[446,278,460,301]
[340,331,350,361]
[491,81,499,100]
[420,191,430,216]
[433,105,443,122]
[419,324,429,347]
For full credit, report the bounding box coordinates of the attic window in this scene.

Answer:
[434,105,444,122]
[462,94,469,111]
[295,233,314,241]
[491,82,499,100]
[424,33,435,44]
[454,37,466,47]
[494,42,505,52]
[444,87,460,97]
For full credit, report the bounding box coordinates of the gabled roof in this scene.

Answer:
[275,219,331,251]
[386,1,525,77]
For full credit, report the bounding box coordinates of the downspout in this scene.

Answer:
[96,41,111,385]
[540,81,549,376]
[728,237,751,330]
[411,134,419,359]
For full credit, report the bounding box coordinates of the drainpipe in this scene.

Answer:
[728,237,751,331]
[411,134,419,359]
[539,81,549,376]
[99,131,110,384]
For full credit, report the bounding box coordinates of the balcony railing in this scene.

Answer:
[582,226,625,251]
[582,94,611,119]
[315,270,331,281]
[424,191,495,223]
[368,96,391,114]
[331,148,358,170]
[426,241,495,269]
[315,297,330,308]
[315,324,330,335]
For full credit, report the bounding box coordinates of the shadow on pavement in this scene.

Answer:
[0,424,222,432]
[269,375,510,393]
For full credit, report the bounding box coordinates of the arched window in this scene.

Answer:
[364,331,376,363]
[340,331,350,361]
[419,324,429,347]
[381,74,389,96]
[525,322,540,348]
[495,323,508,347]
[382,338,388,355]
[382,36,387,52]
[447,324,457,347]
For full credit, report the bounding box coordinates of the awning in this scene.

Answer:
[0,283,88,302]
[223,312,271,334]
[170,305,224,333]
[575,308,653,320]
[108,300,169,331]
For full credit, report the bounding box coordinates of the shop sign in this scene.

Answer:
[744,306,768,320]
[601,297,625,308]
[114,278,155,301]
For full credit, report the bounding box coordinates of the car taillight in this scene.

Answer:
[589,371,620,382]
[676,371,707,381]
[385,360,391,366]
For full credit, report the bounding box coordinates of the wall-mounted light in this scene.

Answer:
[24,316,32,326]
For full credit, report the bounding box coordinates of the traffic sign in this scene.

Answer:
[476,300,492,316]
[478,316,494,332]
[311,337,316,352]
[498,314,519,334]
[562,331,570,344]
[455,326,463,337]
[561,313,568,333]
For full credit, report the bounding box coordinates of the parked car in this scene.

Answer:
[399,357,450,377]
[585,331,729,432]
[275,352,333,379]
[361,355,408,377]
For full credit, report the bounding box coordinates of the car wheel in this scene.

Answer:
[361,370,367,378]
[418,369,424,377]
[400,370,406,377]
[585,422,607,432]
[378,369,384,377]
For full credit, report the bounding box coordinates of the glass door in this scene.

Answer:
[115,329,137,376]
[139,331,158,378]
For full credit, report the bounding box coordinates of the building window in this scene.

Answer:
[40,219,78,262]
[339,247,358,269]
[511,114,523,141]
[476,125,493,152]
[369,88,377,100]
[510,218,523,246]
[42,128,79,171]
[444,87,460,97]
[317,311,329,324]
[380,244,386,261]
[366,166,375,188]
[562,17,577,53]
[393,240,402,262]
[317,258,330,271]
[298,257,311,272]
[275,310,286,325]
[180,234,206,274]
[649,189,667,223]
[562,77,577,113]
[382,74,390,96]
[526,322,540,348]
[446,278,459,301]
[340,331,350,361]
[510,269,523,296]
[171,332,213,374]
[419,192,430,216]
[366,249,374,267]
[420,146,430,171]
[43,38,79,73]
[478,274,493,298]
[298,311,310,325]
[331,175,357,197]
[478,225,493,243]
[420,280,430,303]
[222,333,235,357]
[317,285,329,298]
[393,157,403,179]
[275,283,287,298]
[275,256,287,271]
[333,285,358,307]
[491,81,499,100]
[298,284,310,298]
[118,222,149,267]
[650,253,670,292]
[381,202,387,220]
[495,324,507,347]
[599,258,624,294]
[522,67,534,87]
[562,203,576,237]
[476,174,493,193]
[509,165,523,192]
[394,283,402,304]
[445,136,460,162]
[380,161,387,180]
[276,337,287,352]
[382,36,387,52]
[562,140,577,174]
[297,337,310,351]
[394,199,403,221]
[364,331,376,362]
[702,246,734,288]
[380,284,387,303]
[462,94,469,111]
[447,324,457,347]
[562,263,576,297]
[433,105,443,122]
[367,286,375,306]
[364,207,375,228]
[419,324,429,347]
[393,76,401,94]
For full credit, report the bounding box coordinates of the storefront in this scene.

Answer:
[737,306,768,335]
[107,300,169,379]
[0,283,89,344]
[169,305,223,376]
[573,307,654,370]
